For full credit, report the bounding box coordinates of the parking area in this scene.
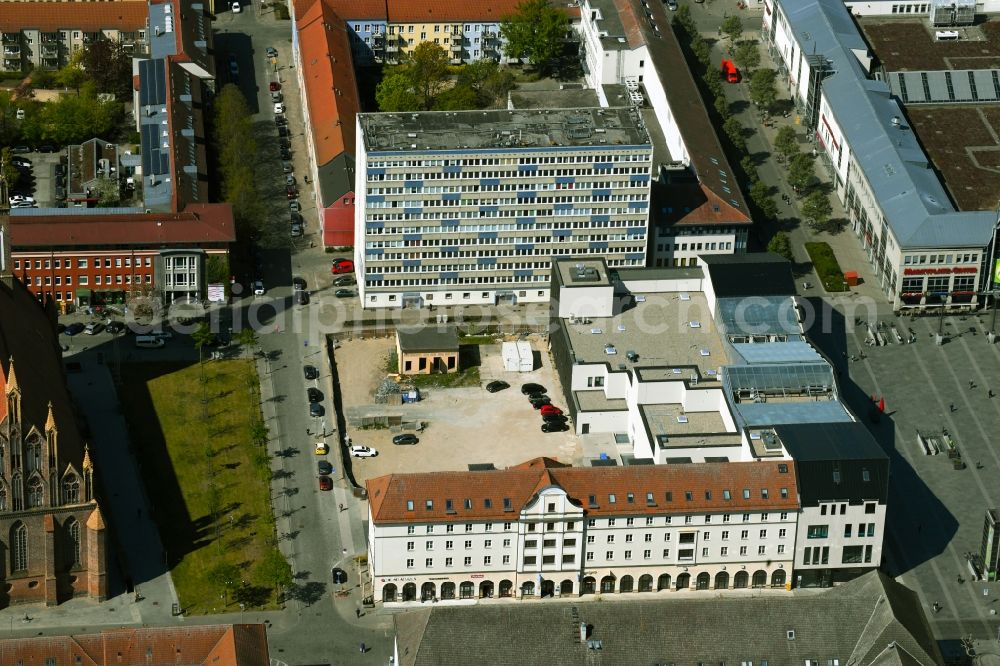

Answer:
[7,151,63,208]
[334,337,580,482]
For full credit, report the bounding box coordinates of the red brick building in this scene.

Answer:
[9,204,235,309]
[0,212,107,606]
[0,624,270,664]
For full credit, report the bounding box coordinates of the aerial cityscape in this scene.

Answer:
[0,0,998,663]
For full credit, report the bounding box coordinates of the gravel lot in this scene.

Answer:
[332,337,579,482]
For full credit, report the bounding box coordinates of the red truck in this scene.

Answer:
[721,59,740,83]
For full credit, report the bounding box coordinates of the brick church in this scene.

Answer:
[0,180,107,606]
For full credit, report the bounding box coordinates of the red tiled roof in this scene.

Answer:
[9,204,236,248]
[613,0,647,50]
[297,0,360,165]
[368,457,799,523]
[386,0,527,23]
[0,624,269,665]
[0,2,147,32]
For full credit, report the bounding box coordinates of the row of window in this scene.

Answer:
[366,220,643,235]
[14,256,152,271]
[657,242,732,253]
[366,209,648,220]
[802,544,873,565]
[902,253,978,266]
[900,276,976,292]
[23,274,152,288]
[820,502,877,516]
[399,512,794,534]
[806,523,877,539]
[369,172,649,182]
[368,187,648,197]
[368,197,645,209]
[368,154,651,169]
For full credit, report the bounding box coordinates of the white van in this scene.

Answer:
[135,336,165,349]
[935,30,959,41]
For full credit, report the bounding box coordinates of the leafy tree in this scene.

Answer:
[501,0,570,75]
[788,153,816,193]
[256,550,293,604]
[713,95,729,119]
[767,232,794,262]
[758,194,779,221]
[774,125,799,162]
[748,68,778,113]
[20,83,119,146]
[409,42,450,110]
[54,53,88,95]
[691,37,711,67]
[749,180,771,211]
[206,562,241,605]
[802,190,833,228]
[213,84,260,236]
[1,147,20,191]
[458,59,515,107]
[375,72,420,112]
[733,40,760,74]
[81,38,134,100]
[433,84,478,111]
[720,16,744,52]
[740,155,758,183]
[723,116,744,146]
[92,177,121,207]
[0,92,18,146]
[192,322,215,359]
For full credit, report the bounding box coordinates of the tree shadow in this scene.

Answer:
[286,581,327,606]
[272,468,295,481]
[233,584,271,608]
[274,446,299,458]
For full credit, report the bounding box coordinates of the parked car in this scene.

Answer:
[315,441,329,455]
[521,383,546,395]
[486,380,510,393]
[334,289,353,298]
[333,275,355,286]
[540,404,563,416]
[293,289,309,304]
[349,445,377,458]
[331,259,354,274]
[285,174,295,186]
[274,116,288,127]
[10,145,30,154]
[307,387,323,403]
[253,280,265,296]
[289,200,301,213]
[9,195,34,204]
[665,0,678,9]
[37,145,55,153]
[285,185,298,199]
[530,396,552,409]
[10,201,34,208]
[291,212,304,226]
[318,460,333,475]
[393,434,419,446]
[290,223,303,238]
[64,323,85,336]
[310,402,325,417]
[527,392,547,402]
[279,147,292,160]
[274,102,285,114]
[543,413,568,425]
[271,91,282,103]
[293,277,307,291]
[318,475,333,491]
[266,47,279,59]
[541,422,569,433]
[269,81,281,92]
[304,365,319,380]
[10,157,30,168]
[84,322,103,335]
[282,160,293,173]
[277,126,289,139]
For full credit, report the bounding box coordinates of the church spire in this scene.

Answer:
[44,401,57,433]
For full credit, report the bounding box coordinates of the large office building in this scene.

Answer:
[547,255,889,586]
[762,0,997,311]
[354,107,654,308]
[367,457,799,604]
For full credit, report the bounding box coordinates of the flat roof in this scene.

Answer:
[359,107,650,152]
[575,390,628,412]
[735,400,853,427]
[508,87,600,110]
[563,291,726,374]
[557,259,612,287]
[640,404,740,449]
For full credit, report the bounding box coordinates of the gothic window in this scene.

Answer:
[27,478,42,508]
[11,474,22,511]
[11,522,27,572]
[65,518,81,568]
[25,438,40,473]
[62,474,79,504]
[0,488,7,511]
[11,443,21,471]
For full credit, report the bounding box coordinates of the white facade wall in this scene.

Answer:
[620,276,704,294]
[371,503,798,603]
[651,228,741,268]
[576,408,630,434]
[353,119,370,300]
[843,0,1000,16]
[793,501,886,579]
[641,60,688,165]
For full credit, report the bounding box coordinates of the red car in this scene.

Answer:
[318,475,333,491]
[269,81,281,92]
[540,404,562,416]
[331,259,354,274]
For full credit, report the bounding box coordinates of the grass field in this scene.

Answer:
[805,241,849,293]
[119,360,284,614]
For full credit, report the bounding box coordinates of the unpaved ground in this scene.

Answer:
[333,337,580,481]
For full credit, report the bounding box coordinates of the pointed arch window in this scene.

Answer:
[65,518,81,567]
[0,488,7,511]
[62,474,79,504]
[11,474,22,511]
[25,438,40,473]
[27,478,43,508]
[11,522,27,572]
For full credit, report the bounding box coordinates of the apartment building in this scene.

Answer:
[547,255,889,584]
[367,457,798,604]
[9,205,235,307]
[354,107,653,308]
[0,3,147,71]
[762,0,996,311]
[575,0,752,268]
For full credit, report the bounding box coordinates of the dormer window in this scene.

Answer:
[425,499,433,510]
[684,491,693,501]
[464,498,473,510]
[406,500,414,511]
[608,493,616,504]
[626,493,634,503]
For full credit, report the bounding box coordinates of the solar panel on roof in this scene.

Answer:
[139,59,167,107]
[140,124,170,175]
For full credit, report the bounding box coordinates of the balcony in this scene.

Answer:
[385,42,399,52]
[3,46,19,56]
[41,43,60,56]
[3,57,20,70]
[2,33,19,45]
[450,41,463,51]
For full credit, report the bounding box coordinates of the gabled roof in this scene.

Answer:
[315,0,540,22]
[296,0,361,185]
[0,2,147,32]
[9,204,235,248]
[367,458,798,523]
[393,571,942,666]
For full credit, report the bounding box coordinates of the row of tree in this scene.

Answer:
[212,84,263,238]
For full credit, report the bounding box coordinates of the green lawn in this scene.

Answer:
[119,360,283,614]
[805,241,849,292]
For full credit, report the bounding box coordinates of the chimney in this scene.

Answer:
[0,175,11,289]
[579,622,587,642]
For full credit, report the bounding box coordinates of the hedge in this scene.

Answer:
[805,242,848,292]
